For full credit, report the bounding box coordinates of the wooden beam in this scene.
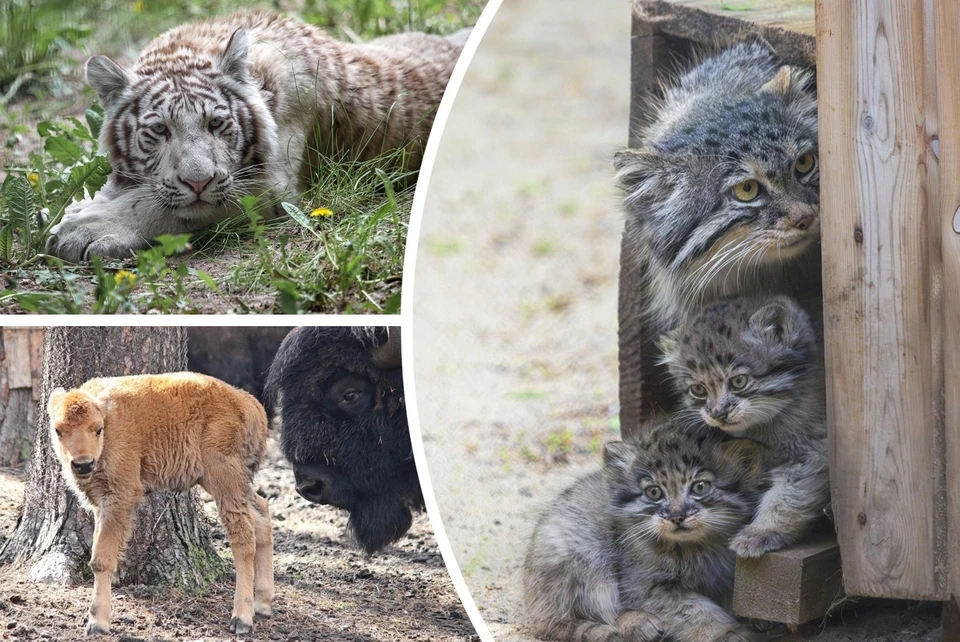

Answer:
[816,1,945,599]
[935,0,960,604]
[733,535,842,626]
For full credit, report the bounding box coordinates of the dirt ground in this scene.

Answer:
[411,0,945,641]
[0,438,476,642]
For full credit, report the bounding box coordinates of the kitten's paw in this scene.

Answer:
[729,526,795,558]
[617,609,663,642]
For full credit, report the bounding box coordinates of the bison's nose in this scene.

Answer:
[294,466,336,506]
[71,458,95,477]
[181,176,212,195]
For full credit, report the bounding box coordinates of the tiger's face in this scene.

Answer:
[86,28,279,224]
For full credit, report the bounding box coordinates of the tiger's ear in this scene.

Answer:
[86,56,132,110]
[220,28,250,83]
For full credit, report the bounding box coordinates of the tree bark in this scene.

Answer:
[0,329,42,468]
[0,327,226,589]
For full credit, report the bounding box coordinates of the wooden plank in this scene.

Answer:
[816,1,945,599]
[733,535,843,626]
[943,596,960,642]
[635,0,814,66]
[2,329,34,390]
[935,0,960,604]
[669,0,814,36]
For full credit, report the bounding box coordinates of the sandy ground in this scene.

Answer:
[412,0,631,638]
[0,438,475,642]
[411,0,944,641]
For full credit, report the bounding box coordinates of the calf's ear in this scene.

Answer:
[95,390,113,414]
[47,387,66,413]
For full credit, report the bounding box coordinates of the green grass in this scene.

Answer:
[0,0,483,313]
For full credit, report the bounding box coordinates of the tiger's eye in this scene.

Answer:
[691,480,711,496]
[209,117,224,129]
[644,486,663,501]
[689,383,708,399]
[732,179,760,202]
[150,123,167,135]
[794,151,816,175]
[729,375,749,391]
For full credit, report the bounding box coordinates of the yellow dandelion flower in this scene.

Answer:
[114,270,137,287]
[132,0,145,12]
[310,207,334,218]
[27,173,39,188]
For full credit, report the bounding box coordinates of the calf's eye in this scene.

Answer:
[96,427,103,436]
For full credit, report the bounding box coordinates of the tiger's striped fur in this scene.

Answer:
[47,10,469,261]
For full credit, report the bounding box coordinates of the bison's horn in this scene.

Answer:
[370,327,402,369]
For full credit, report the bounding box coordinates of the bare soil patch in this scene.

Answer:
[0,439,475,641]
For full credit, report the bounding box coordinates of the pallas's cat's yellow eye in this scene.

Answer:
[732,179,760,202]
[795,151,816,175]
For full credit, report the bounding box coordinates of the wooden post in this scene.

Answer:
[936,0,960,618]
[733,535,843,627]
[816,1,946,600]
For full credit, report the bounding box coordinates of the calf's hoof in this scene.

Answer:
[229,616,254,635]
[254,601,273,618]
[84,619,110,636]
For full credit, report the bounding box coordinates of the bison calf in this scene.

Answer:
[48,372,274,636]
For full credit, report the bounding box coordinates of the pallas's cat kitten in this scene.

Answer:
[615,43,820,336]
[523,417,764,642]
[658,296,828,557]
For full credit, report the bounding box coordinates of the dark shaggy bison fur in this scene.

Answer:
[264,326,422,554]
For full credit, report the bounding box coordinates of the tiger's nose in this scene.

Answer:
[181,177,212,195]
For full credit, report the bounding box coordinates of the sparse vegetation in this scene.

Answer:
[0,0,484,313]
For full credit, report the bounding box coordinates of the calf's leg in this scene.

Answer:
[250,491,275,617]
[86,498,137,636]
[202,472,258,634]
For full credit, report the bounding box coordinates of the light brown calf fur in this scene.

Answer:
[48,372,273,637]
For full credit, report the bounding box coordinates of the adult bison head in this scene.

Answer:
[264,326,422,553]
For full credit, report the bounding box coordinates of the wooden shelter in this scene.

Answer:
[621,0,959,634]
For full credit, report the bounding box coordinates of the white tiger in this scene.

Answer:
[47,11,470,262]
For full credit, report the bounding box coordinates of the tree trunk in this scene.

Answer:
[0,329,42,468]
[0,327,227,589]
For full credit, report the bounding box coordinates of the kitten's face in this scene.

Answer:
[604,426,761,546]
[659,298,815,436]
[616,53,819,283]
